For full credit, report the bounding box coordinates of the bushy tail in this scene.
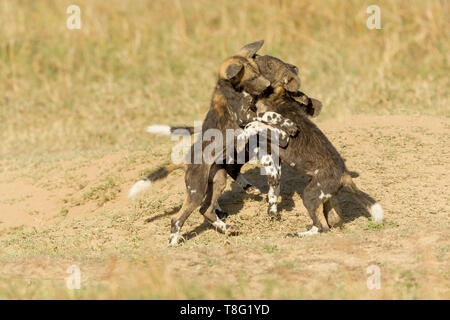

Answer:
[146,125,194,136]
[128,163,186,198]
[341,173,384,222]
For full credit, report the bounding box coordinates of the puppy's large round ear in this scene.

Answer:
[310,98,322,117]
[284,75,301,92]
[224,64,243,80]
[287,63,299,75]
[238,40,264,58]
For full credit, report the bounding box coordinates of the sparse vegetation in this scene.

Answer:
[83,177,121,206]
[0,0,448,299]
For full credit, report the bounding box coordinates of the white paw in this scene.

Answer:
[212,220,227,233]
[168,232,180,246]
[286,226,319,238]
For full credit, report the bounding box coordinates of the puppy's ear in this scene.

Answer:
[283,76,301,92]
[309,98,322,117]
[224,64,243,80]
[290,91,322,117]
[238,40,264,58]
[290,91,310,105]
[287,63,299,75]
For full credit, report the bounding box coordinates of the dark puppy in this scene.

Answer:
[144,53,322,218]
[254,54,322,118]
[130,41,299,245]
[246,87,384,234]
[223,54,324,219]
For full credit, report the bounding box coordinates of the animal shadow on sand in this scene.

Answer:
[144,164,370,242]
[142,186,259,242]
[179,184,263,242]
[219,165,370,224]
[144,204,182,224]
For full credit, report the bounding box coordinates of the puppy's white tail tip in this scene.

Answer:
[146,125,171,136]
[369,202,384,222]
[128,180,152,198]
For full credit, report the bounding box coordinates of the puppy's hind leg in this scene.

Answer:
[200,171,227,220]
[170,193,202,246]
[202,168,230,234]
[324,196,343,228]
[287,182,329,237]
[286,203,325,238]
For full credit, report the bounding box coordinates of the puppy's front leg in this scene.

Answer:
[260,154,281,220]
[254,102,298,136]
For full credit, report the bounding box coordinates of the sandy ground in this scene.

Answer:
[0,115,448,299]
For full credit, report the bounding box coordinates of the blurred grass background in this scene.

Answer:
[0,0,448,156]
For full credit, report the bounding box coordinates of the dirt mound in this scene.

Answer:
[0,115,448,299]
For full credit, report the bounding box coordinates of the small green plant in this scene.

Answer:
[204,257,217,266]
[262,244,278,254]
[366,220,383,231]
[396,270,419,294]
[60,208,69,217]
[83,177,121,206]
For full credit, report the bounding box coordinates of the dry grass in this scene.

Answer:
[1,115,449,299]
[1,0,448,157]
[0,1,449,299]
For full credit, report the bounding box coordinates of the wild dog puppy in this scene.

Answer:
[246,88,384,235]
[253,54,322,118]
[240,54,322,219]
[129,41,299,246]
[144,54,311,197]
[145,53,323,220]
[219,54,323,215]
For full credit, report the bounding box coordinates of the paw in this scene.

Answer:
[168,232,180,246]
[285,226,319,237]
[269,213,281,221]
[287,126,298,136]
[267,207,281,221]
[211,219,227,233]
[244,185,262,195]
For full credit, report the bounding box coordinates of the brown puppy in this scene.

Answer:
[143,53,322,219]
[168,42,308,245]
[129,41,300,245]
[254,54,322,118]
